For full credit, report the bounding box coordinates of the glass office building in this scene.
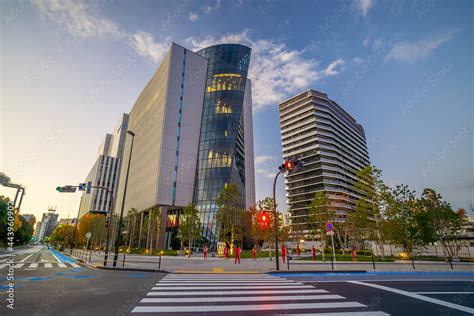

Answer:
[193,44,252,244]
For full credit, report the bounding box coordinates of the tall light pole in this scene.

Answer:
[113,130,135,267]
[70,196,82,255]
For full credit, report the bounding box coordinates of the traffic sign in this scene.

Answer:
[326,231,334,236]
[86,181,92,194]
[325,222,334,232]
[85,232,91,239]
[78,183,86,191]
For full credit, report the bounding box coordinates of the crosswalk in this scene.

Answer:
[131,273,390,315]
[0,262,80,270]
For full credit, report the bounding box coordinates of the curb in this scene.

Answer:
[96,266,168,273]
[269,270,367,274]
[174,270,261,274]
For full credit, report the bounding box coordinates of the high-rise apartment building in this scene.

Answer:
[79,114,129,219]
[34,210,59,241]
[115,43,255,249]
[279,90,370,233]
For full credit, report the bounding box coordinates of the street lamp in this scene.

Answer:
[113,130,135,267]
[0,172,25,212]
[272,158,303,271]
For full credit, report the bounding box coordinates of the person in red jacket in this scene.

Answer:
[312,245,316,261]
[281,245,286,264]
[296,245,301,257]
[203,245,208,259]
[351,249,357,262]
[252,245,257,261]
[234,246,241,264]
[224,246,229,260]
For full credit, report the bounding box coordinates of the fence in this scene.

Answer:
[286,255,474,271]
[70,249,163,270]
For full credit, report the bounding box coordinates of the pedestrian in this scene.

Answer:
[281,244,286,264]
[252,245,257,260]
[312,245,316,261]
[204,245,208,259]
[351,249,357,262]
[224,245,229,260]
[234,245,241,264]
[296,245,301,257]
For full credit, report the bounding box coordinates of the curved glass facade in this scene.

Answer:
[194,44,251,244]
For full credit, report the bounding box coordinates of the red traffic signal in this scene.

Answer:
[284,160,295,171]
[258,212,270,229]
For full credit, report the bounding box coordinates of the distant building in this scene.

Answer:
[58,218,77,226]
[79,114,129,220]
[279,90,371,234]
[35,210,59,241]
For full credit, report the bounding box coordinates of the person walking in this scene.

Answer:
[296,245,301,257]
[234,245,241,264]
[204,245,208,259]
[252,245,257,261]
[312,245,316,261]
[281,244,286,264]
[351,249,357,262]
[224,245,229,260]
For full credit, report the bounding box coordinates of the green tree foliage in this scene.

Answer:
[50,225,75,249]
[78,214,107,248]
[421,189,467,258]
[0,196,33,246]
[177,203,201,251]
[353,166,389,256]
[307,191,334,258]
[216,184,244,246]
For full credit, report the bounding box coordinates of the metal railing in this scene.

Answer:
[102,253,162,270]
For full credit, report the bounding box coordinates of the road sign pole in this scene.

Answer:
[330,233,336,270]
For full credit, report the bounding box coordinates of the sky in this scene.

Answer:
[1,0,473,222]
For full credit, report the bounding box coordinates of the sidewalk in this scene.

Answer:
[72,250,474,273]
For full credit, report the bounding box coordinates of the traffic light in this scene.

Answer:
[56,185,76,193]
[279,159,304,173]
[258,212,270,229]
[284,160,295,171]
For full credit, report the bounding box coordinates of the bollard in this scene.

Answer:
[123,253,126,268]
[287,256,291,271]
[448,257,453,270]
[158,255,162,270]
[330,256,334,270]
[371,253,376,270]
[411,255,415,270]
[89,248,92,262]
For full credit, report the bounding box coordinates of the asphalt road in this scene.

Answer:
[1,246,473,315]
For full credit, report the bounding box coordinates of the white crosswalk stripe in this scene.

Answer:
[0,262,79,269]
[131,273,391,315]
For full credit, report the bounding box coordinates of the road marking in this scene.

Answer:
[146,289,329,296]
[49,249,62,263]
[308,279,474,283]
[45,263,53,268]
[285,313,389,316]
[141,294,345,303]
[156,282,302,286]
[162,278,281,282]
[132,302,366,313]
[164,275,275,279]
[13,263,24,268]
[57,263,67,268]
[29,263,38,268]
[415,292,474,295]
[151,285,313,290]
[20,253,33,262]
[70,263,80,268]
[349,281,474,314]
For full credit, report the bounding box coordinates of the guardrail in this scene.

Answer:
[286,255,473,271]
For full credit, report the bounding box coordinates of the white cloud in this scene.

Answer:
[362,36,384,49]
[355,0,373,17]
[362,36,371,47]
[202,0,221,14]
[385,30,458,63]
[255,155,273,165]
[185,31,345,110]
[352,57,365,65]
[33,0,169,64]
[189,12,199,22]
[128,32,170,63]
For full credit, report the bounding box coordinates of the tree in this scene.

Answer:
[125,208,139,250]
[50,225,75,249]
[0,196,33,246]
[177,203,201,255]
[384,185,426,253]
[346,198,372,250]
[422,189,466,258]
[146,208,161,254]
[354,166,389,257]
[78,214,107,249]
[215,184,244,246]
[307,191,334,260]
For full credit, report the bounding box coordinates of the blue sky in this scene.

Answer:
[1,0,473,220]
